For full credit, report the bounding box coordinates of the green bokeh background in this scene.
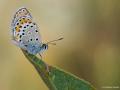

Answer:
[0,0,120,90]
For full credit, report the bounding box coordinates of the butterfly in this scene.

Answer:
[11,7,63,56]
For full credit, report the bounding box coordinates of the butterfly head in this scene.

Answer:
[41,43,48,50]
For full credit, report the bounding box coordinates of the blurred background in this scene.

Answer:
[0,0,120,90]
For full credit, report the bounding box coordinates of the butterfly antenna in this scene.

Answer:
[46,37,63,45]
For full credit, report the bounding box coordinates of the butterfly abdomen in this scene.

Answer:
[26,43,48,55]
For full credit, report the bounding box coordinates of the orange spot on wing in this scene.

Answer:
[26,19,32,23]
[15,26,20,32]
[28,21,32,24]
[20,18,24,24]
[24,19,27,23]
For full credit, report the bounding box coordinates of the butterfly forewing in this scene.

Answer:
[12,7,32,27]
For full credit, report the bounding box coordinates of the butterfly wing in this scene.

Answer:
[11,7,42,52]
[11,7,32,28]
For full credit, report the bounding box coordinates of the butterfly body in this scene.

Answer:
[11,7,48,55]
[26,43,48,55]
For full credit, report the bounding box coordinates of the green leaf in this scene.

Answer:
[22,50,96,90]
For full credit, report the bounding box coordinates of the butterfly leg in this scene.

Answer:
[39,53,49,73]
[39,53,42,59]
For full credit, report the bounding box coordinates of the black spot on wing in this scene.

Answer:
[17,23,19,25]
[35,30,38,32]
[19,40,21,42]
[30,25,33,28]
[22,33,24,35]
[24,26,26,28]
[36,38,38,41]
[20,35,22,38]
[24,45,28,47]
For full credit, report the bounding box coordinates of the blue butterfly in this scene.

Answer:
[11,7,63,55]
